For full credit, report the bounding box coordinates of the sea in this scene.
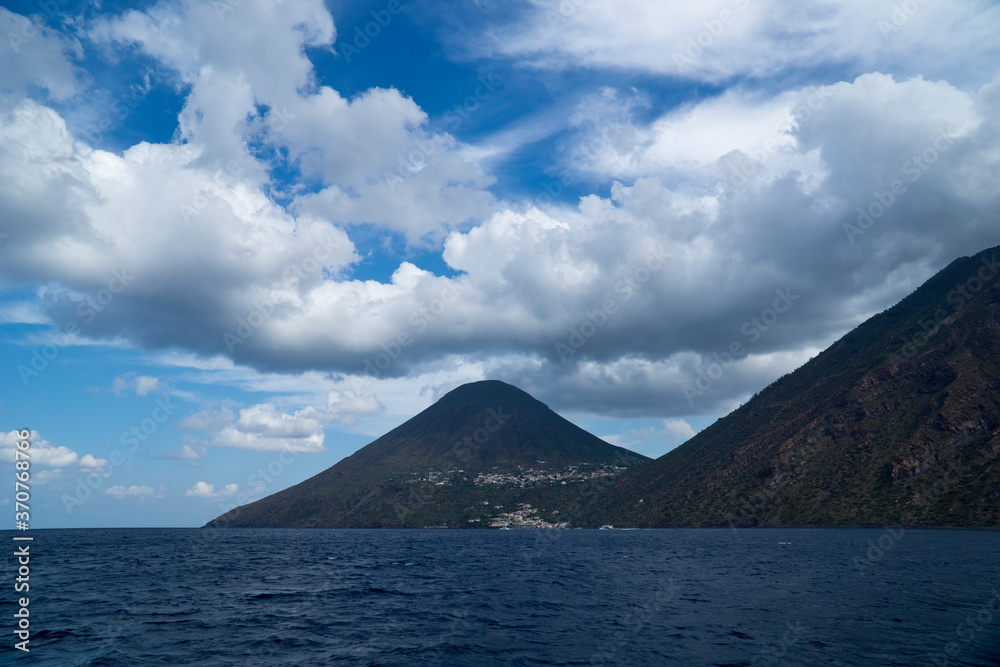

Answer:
[1,528,998,666]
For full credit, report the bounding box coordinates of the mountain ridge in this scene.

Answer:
[585,246,1000,528]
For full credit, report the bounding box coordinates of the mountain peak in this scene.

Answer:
[436,379,547,408]
[208,380,648,528]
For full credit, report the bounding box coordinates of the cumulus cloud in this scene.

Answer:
[325,390,384,425]
[185,481,238,499]
[90,0,494,241]
[0,0,497,379]
[0,429,98,468]
[210,404,325,452]
[1,1,998,424]
[3,70,998,418]
[79,454,110,469]
[0,8,85,103]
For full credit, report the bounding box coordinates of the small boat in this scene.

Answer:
[599,525,615,530]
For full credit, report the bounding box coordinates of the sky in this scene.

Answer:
[1,0,999,528]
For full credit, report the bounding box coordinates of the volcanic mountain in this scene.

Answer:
[207,380,649,528]
[588,246,1000,528]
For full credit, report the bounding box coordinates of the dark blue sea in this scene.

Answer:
[1,528,999,666]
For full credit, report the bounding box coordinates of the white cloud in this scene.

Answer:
[325,390,384,425]
[3,70,997,419]
[0,8,84,103]
[0,301,49,325]
[562,86,816,186]
[90,0,333,105]
[659,418,698,445]
[0,431,107,473]
[1,430,79,467]
[79,454,109,469]
[89,0,494,241]
[111,375,129,396]
[135,375,160,396]
[482,1,1000,86]
[286,98,497,240]
[106,485,163,499]
[210,404,325,452]
[185,481,238,499]
[112,373,162,397]
[604,418,699,456]
[1,0,999,425]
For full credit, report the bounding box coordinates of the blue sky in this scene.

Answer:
[1,0,999,527]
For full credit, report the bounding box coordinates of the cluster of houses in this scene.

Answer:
[486,504,569,529]
[474,464,627,487]
[405,463,628,489]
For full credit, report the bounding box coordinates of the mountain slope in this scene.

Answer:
[207,380,648,528]
[589,246,1000,528]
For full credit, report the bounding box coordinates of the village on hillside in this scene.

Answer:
[406,463,629,488]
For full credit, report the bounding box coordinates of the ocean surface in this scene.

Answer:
[1,528,998,666]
